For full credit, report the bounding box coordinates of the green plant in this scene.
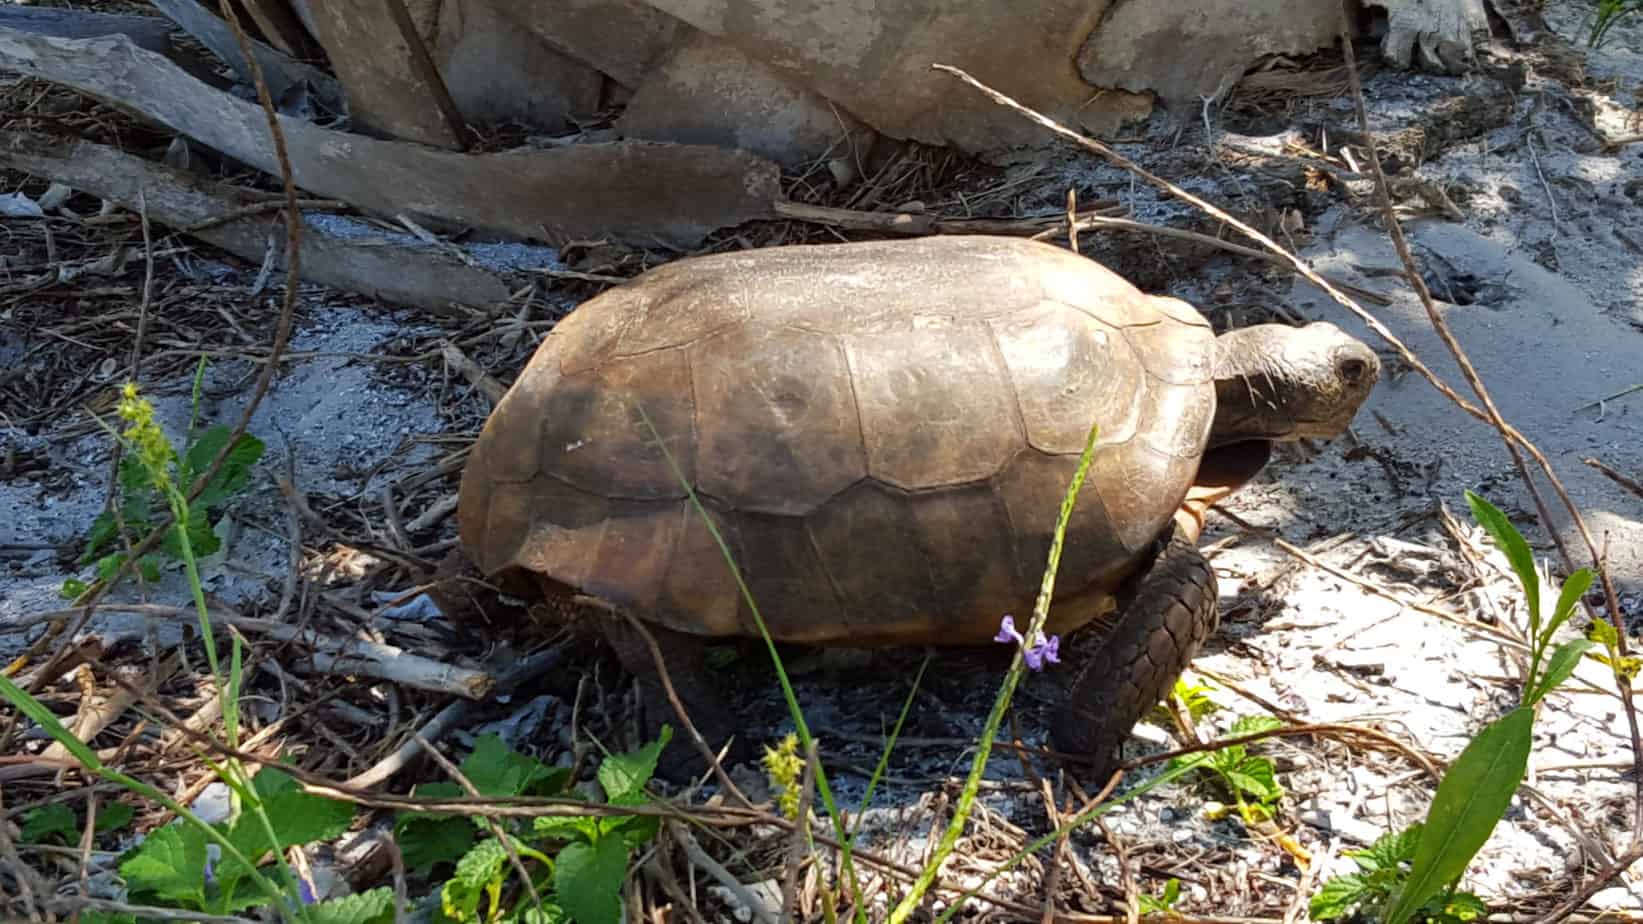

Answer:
[1169,715,1286,826]
[1153,675,1222,727]
[1309,826,1486,923]
[0,380,353,924]
[1137,878,1183,916]
[62,363,265,599]
[119,768,370,919]
[394,729,671,924]
[19,801,134,845]
[1589,0,1642,47]
[1311,491,1601,924]
[762,732,805,820]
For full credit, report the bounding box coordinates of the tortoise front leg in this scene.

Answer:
[600,611,748,781]
[1050,527,1219,781]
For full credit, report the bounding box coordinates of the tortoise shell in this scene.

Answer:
[457,236,1217,646]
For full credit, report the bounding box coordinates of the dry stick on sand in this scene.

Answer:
[1333,31,1643,916]
[935,56,1641,914]
[1584,457,1643,502]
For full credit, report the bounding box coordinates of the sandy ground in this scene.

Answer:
[3,0,1642,919]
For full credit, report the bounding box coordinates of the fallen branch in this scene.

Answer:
[39,653,182,767]
[7,604,492,698]
[0,5,174,54]
[0,132,512,315]
[343,644,569,790]
[440,343,509,405]
[0,29,781,247]
[148,0,338,105]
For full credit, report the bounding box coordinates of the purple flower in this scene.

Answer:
[994,614,1061,672]
[1026,634,1061,670]
[994,614,1024,645]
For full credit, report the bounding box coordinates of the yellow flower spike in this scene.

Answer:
[761,732,804,820]
[114,382,177,489]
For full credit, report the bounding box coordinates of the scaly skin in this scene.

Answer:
[1050,528,1220,780]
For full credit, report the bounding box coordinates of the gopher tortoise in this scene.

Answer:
[457,235,1379,775]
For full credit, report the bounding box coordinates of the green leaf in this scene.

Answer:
[214,769,355,896]
[1225,757,1282,804]
[78,913,138,924]
[137,555,163,583]
[1440,891,1489,921]
[1353,823,1422,872]
[395,782,477,875]
[96,801,136,834]
[1205,744,1246,774]
[462,734,566,798]
[183,425,233,483]
[1386,707,1534,924]
[1527,639,1597,706]
[96,552,127,581]
[121,823,208,908]
[598,726,672,805]
[1545,568,1594,643]
[243,768,356,845]
[309,887,398,924]
[1309,873,1372,920]
[189,428,265,510]
[79,511,120,563]
[1465,492,1540,630]
[161,505,220,560]
[59,577,90,600]
[1226,714,1284,737]
[603,812,661,849]
[516,904,568,924]
[555,837,628,924]
[400,815,479,876]
[1138,876,1182,913]
[442,838,509,923]
[21,804,77,844]
[533,814,599,844]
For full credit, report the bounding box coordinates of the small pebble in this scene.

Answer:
[1588,886,1643,911]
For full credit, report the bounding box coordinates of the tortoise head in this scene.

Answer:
[1208,321,1380,448]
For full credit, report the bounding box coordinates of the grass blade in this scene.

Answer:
[891,420,1100,924]
[853,655,929,834]
[633,402,868,923]
[1386,706,1534,924]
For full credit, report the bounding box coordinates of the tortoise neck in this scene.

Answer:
[1208,326,1290,448]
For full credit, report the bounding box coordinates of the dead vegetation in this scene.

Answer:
[3,1,1643,923]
